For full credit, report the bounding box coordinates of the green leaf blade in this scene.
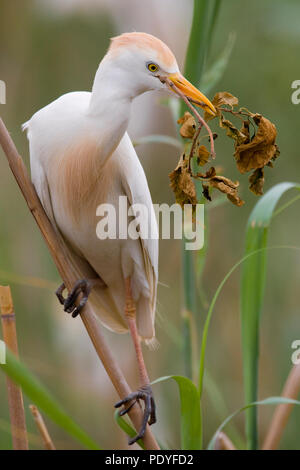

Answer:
[113,410,145,450]
[241,182,300,449]
[0,349,101,450]
[153,375,202,450]
[207,396,300,450]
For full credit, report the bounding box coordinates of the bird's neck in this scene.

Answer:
[88,57,133,165]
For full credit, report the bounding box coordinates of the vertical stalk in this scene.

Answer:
[0,285,28,450]
[207,0,222,50]
[181,247,197,380]
[262,364,300,450]
[183,0,212,87]
[179,0,221,380]
[214,431,236,450]
[29,405,55,450]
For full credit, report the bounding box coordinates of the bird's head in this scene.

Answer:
[104,32,216,116]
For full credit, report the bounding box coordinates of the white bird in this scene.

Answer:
[23,32,215,443]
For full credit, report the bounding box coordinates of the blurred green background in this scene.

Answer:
[0,0,300,449]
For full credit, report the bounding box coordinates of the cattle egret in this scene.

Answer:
[23,32,215,444]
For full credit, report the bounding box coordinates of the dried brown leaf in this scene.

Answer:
[175,91,279,207]
[202,184,211,202]
[234,114,278,174]
[177,112,197,139]
[273,144,281,162]
[240,120,251,143]
[209,175,244,207]
[249,168,264,195]
[205,92,239,121]
[219,116,248,144]
[196,166,216,179]
[197,145,210,166]
[194,167,244,207]
[214,91,239,108]
[169,155,197,209]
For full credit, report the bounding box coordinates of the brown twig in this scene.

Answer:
[0,285,28,450]
[262,364,300,450]
[214,432,236,450]
[29,405,55,450]
[188,125,202,172]
[219,107,251,119]
[162,76,216,159]
[219,106,257,133]
[0,117,159,450]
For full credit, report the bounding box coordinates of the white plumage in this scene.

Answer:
[24,89,158,339]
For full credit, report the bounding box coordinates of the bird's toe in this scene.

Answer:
[55,279,93,318]
[115,384,156,445]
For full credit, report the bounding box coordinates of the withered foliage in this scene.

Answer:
[249,168,264,196]
[234,115,279,174]
[177,112,197,139]
[202,184,211,202]
[169,154,197,209]
[169,91,280,207]
[196,166,244,206]
[204,91,238,122]
[197,145,210,166]
[219,115,247,143]
[210,174,244,207]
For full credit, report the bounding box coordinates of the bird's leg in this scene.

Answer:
[56,278,105,318]
[114,277,156,445]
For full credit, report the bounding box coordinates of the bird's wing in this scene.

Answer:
[30,158,57,228]
[30,156,128,333]
[30,157,99,278]
[119,135,158,341]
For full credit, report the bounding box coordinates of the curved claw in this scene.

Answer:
[114,385,156,445]
[55,279,92,318]
[119,400,136,417]
[56,282,66,305]
[149,396,156,426]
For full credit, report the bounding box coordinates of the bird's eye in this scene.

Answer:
[147,62,158,73]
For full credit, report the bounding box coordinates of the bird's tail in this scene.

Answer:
[21,120,30,133]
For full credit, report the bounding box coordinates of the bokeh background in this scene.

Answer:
[0,0,300,450]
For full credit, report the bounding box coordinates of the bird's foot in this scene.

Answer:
[56,279,93,318]
[114,384,156,445]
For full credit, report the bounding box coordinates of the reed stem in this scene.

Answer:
[177,0,221,383]
[214,431,236,450]
[0,285,28,450]
[29,405,55,450]
[262,364,300,450]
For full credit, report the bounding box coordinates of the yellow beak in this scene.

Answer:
[168,73,216,116]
